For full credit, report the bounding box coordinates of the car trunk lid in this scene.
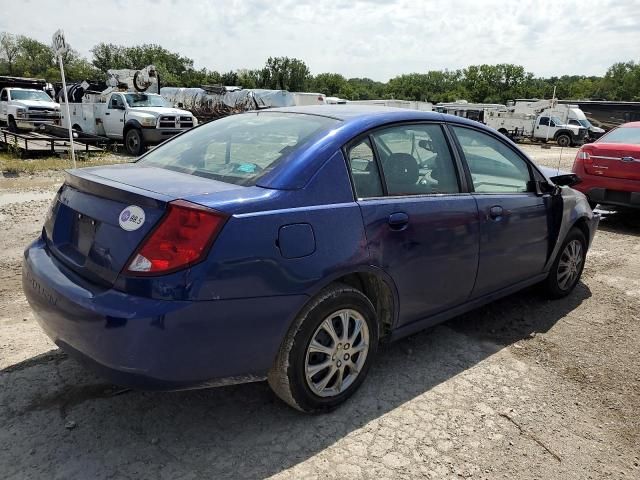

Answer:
[583,143,640,181]
[44,164,241,287]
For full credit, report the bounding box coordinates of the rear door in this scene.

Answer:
[449,124,551,298]
[346,123,479,327]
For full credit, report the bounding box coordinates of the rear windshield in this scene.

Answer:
[137,112,340,186]
[598,126,640,145]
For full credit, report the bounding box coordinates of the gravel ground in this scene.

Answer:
[1,148,639,479]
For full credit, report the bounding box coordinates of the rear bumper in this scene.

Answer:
[573,164,640,208]
[22,237,307,390]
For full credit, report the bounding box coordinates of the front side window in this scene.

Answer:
[109,95,124,109]
[372,124,460,195]
[539,117,550,126]
[138,112,340,186]
[346,138,383,198]
[0,90,7,101]
[451,126,532,193]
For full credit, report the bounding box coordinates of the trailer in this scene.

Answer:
[556,100,640,130]
[348,99,433,111]
[0,128,105,156]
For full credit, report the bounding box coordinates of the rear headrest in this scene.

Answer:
[384,153,419,186]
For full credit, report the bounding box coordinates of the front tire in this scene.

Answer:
[268,284,378,413]
[125,128,145,156]
[543,228,587,298]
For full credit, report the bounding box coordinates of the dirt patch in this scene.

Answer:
[0,157,638,479]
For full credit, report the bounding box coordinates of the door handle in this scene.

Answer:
[105,112,110,115]
[488,205,503,220]
[388,212,409,230]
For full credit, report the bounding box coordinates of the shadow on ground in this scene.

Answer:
[0,283,591,479]
[595,205,640,237]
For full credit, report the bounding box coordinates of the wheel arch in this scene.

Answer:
[554,129,573,140]
[305,267,399,339]
[571,215,592,247]
[124,119,142,133]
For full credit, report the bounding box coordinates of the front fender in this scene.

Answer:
[544,187,599,271]
[124,118,143,131]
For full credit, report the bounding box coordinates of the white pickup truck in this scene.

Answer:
[62,91,196,156]
[0,87,61,131]
[485,109,587,147]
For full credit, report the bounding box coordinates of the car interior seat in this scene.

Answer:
[385,153,420,195]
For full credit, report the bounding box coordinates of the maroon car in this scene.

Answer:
[572,122,640,209]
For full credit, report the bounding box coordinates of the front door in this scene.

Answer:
[450,125,551,297]
[346,123,480,327]
[103,94,126,138]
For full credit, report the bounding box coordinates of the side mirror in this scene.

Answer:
[177,102,184,108]
[550,173,581,187]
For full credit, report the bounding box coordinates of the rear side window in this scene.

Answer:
[138,112,340,186]
[452,126,532,193]
[372,124,460,195]
[347,138,383,198]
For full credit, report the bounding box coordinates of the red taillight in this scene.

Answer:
[577,150,591,162]
[573,149,591,171]
[126,200,227,275]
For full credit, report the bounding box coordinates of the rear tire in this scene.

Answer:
[556,134,571,148]
[542,228,587,299]
[268,284,378,413]
[125,128,145,156]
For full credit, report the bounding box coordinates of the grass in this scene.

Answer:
[0,151,130,174]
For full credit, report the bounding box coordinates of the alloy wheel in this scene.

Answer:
[557,239,583,290]
[305,309,370,398]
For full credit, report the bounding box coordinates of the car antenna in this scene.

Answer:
[557,145,564,176]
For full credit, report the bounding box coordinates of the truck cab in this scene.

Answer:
[534,115,587,147]
[0,87,60,131]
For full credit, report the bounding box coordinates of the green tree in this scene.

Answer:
[259,57,310,91]
[0,32,20,75]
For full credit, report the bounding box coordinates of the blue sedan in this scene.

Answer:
[22,106,599,412]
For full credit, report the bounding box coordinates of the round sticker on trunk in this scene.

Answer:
[118,205,145,231]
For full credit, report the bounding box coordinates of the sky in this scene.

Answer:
[1,0,639,81]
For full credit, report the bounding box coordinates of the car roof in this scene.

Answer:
[620,121,640,128]
[268,104,446,122]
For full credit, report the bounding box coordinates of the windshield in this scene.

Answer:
[124,93,170,108]
[598,126,640,145]
[578,119,592,128]
[10,90,53,102]
[137,112,340,186]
